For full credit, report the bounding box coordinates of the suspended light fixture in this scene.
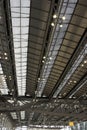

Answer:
[53,14,57,19]
[62,16,66,20]
[51,22,55,26]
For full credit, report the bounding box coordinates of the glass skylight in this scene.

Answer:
[10,112,17,119]
[53,43,87,98]
[21,111,25,120]
[10,0,30,95]
[36,0,77,97]
[0,64,8,94]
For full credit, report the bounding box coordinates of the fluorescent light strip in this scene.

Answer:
[36,0,77,97]
[11,112,17,119]
[10,0,30,95]
[0,64,8,94]
[21,111,25,120]
[53,44,87,97]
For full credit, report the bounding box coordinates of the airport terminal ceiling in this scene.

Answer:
[0,0,87,129]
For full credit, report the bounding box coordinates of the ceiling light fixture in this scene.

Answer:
[53,14,57,19]
[51,22,55,27]
[38,78,40,80]
[42,60,45,63]
[49,57,52,60]
[62,16,66,20]
[60,24,63,27]
[68,82,70,84]
[74,81,77,83]
[43,56,46,59]
[81,64,84,67]
[84,60,87,63]
[70,80,72,83]
[5,57,8,60]
[4,52,7,56]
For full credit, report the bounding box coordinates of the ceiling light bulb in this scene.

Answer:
[74,81,77,83]
[51,22,55,27]
[62,16,65,20]
[5,57,8,60]
[43,56,46,59]
[60,24,63,27]
[49,57,52,60]
[84,60,87,63]
[4,52,7,56]
[70,80,72,83]
[53,14,57,19]
[42,60,45,63]
[38,78,40,80]
[81,64,84,67]
[0,56,1,59]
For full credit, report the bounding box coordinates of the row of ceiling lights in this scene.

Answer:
[81,60,87,66]
[42,14,65,63]
[66,60,87,85]
[38,14,66,87]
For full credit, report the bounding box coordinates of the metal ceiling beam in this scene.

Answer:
[0,105,87,120]
[49,29,87,99]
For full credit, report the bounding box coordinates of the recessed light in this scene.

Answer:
[53,14,57,19]
[62,16,65,20]
[5,57,8,60]
[74,81,77,83]
[60,24,63,27]
[43,56,46,59]
[70,80,72,83]
[0,56,1,59]
[42,78,45,81]
[84,60,87,63]
[42,60,45,63]
[51,22,55,27]
[38,78,40,80]
[49,57,52,60]
[81,64,84,67]
[4,52,7,56]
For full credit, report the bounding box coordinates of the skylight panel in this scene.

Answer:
[10,0,30,95]
[11,112,17,119]
[21,111,25,120]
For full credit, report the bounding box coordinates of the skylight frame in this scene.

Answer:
[10,0,30,96]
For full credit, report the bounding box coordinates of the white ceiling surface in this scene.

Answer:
[10,0,30,95]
